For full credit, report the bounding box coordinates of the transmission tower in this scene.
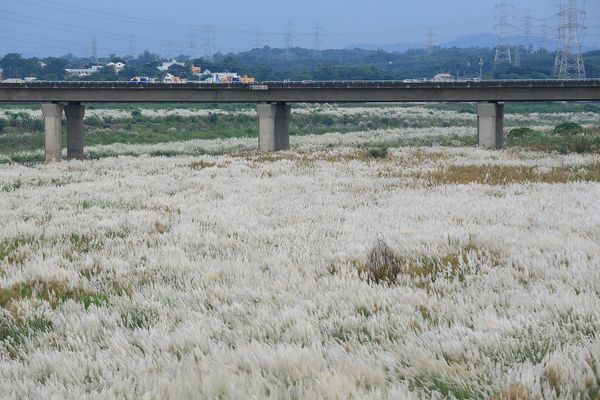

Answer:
[540,18,552,49]
[494,0,513,66]
[166,40,173,59]
[523,10,533,51]
[204,26,214,61]
[313,22,321,58]
[255,30,263,49]
[91,37,97,63]
[188,30,198,60]
[285,20,294,61]
[555,0,586,79]
[427,28,436,52]
[128,35,134,57]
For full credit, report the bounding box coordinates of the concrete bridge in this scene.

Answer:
[0,80,599,162]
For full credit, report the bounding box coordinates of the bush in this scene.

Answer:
[508,127,535,139]
[131,109,142,118]
[361,238,401,285]
[367,146,388,159]
[554,122,583,136]
[0,118,8,133]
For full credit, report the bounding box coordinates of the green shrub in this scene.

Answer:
[85,115,106,128]
[131,109,142,118]
[509,127,535,138]
[554,122,583,136]
[367,147,388,159]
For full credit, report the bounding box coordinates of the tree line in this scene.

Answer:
[1,47,598,82]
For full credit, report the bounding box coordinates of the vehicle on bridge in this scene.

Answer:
[129,76,153,84]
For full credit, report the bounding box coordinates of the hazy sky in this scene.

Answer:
[0,0,598,57]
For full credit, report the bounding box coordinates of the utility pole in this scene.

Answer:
[555,0,586,79]
[313,22,321,58]
[494,0,513,66]
[514,45,521,67]
[479,58,484,80]
[285,20,294,61]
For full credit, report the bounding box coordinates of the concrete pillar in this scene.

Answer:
[41,103,63,162]
[257,103,290,152]
[477,102,504,149]
[65,103,85,160]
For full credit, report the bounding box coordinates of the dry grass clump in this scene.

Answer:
[418,162,600,186]
[358,238,500,286]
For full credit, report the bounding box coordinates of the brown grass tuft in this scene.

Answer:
[190,160,217,170]
[417,162,600,186]
[154,222,167,234]
[492,384,529,400]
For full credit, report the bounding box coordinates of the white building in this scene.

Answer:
[158,59,184,72]
[65,65,103,77]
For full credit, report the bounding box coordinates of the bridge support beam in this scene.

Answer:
[65,103,85,160]
[477,102,504,149]
[41,103,63,162]
[257,103,290,152]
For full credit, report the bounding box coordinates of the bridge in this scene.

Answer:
[1,80,599,162]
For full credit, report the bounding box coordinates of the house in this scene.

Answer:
[106,62,126,73]
[158,59,184,72]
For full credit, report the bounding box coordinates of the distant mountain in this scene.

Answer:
[347,32,600,53]
[345,42,426,53]
[442,33,497,48]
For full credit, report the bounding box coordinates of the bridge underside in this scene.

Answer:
[39,100,509,161]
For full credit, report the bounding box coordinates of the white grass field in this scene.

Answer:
[1,130,600,398]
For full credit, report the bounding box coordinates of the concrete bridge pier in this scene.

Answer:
[65,103,85,160]
[257,103,290,152]
[41,103,64,162]
[477,102,504,149]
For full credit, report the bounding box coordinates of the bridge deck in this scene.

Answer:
[1,80,599,103]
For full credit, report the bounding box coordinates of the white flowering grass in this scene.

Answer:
[3,104,599,128]
[0,134,599,399]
